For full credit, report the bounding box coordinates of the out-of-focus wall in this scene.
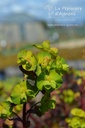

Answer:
[25,23,47,43]
[0,24,21,43]
[0,13,48,44]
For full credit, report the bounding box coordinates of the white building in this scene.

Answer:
[0,13,48,44]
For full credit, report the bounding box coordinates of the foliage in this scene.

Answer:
[60,89,75,104]
[0,77,22,103]
[64,69,85,128]
[50,68,85,128]
[0,40,69,128]
[66,108,85,128]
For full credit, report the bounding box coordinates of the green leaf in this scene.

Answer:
[37,51,52,68]
[11,81,38,104]
[56,61,62,71]
[17,50,27,64]
[11,81,27,104]
[62,89,75,104]
[66,117,81,128]
[35,64,42,76]
[13,104,23,113]
[17,50,37,71]
[41,92,50,102]
[56,56,69,74]
[22,55,37,71]
[49,47,58,57]
[48,100,56,109]
[40,97,56,114]
[44,83,52,90]
[49,70,63,83]
[60,57,69,72]
[42,40,50,50]
[40,94,50,114]
[71,108,85,118]
[62,64,69,72]
[33,44,43,50]
[26,81,39,97]
[26,90,35,97]
[36,70,62,91]
[36,81,45,90]
[0,101,13,118]
[34,40,50,51]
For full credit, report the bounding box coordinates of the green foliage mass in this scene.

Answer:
[66,108,85,128]
[0,77,22,103]
[61,89,75,104]
[0,40,69,118]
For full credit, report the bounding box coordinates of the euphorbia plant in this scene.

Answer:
[0,40,69,128]
[66,108,85,128]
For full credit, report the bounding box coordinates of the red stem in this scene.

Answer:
[23,102,27,128]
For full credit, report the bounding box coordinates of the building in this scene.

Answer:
[0,13,48,44]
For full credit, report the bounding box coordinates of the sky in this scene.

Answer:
[0,0,85,25]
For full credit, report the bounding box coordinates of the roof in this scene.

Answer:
[0,12,39,24]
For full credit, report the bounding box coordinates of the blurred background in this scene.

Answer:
[0,0,85,127]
